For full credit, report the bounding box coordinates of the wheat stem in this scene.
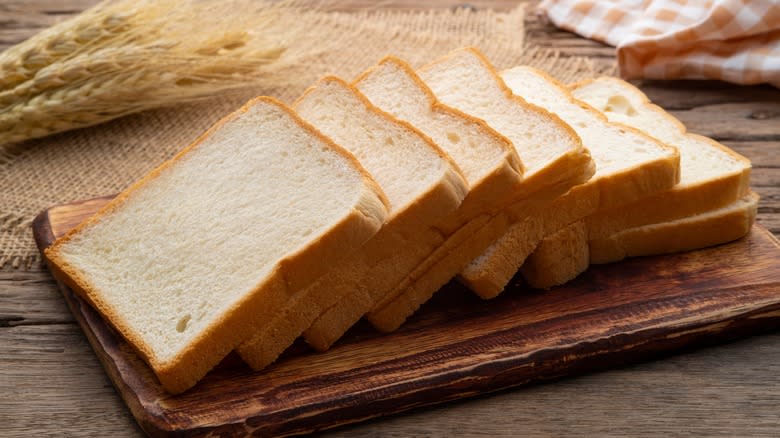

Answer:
[0,0,312,145]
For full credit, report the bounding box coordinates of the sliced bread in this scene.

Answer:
[520,77,753,288]
[366,47,596,333]
[299,57,526,351]
[458,66,680,297]
[571,77,752,238]
[519,220,589,289]
[44,97,389,393]
[522,192,757,287]
[236,77,468,367]
[590,191,759,264]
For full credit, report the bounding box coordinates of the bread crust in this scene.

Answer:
[304,48,595,346]
[45,97,389,393]
[367,210,512,332]
[358,56,530,234]
[589,192,759,264]
[570,77,752,239]
[459,182,600,297]
[238,74,471,367]
[520,221,590,289]
[521,77,753,288]
[362,47,595,333]
[360,57,526,190]
[458,65,681,298]
[299,54,551,352]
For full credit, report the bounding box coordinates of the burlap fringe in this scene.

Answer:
[0,4,615,270]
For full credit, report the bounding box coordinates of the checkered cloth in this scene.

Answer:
[539,0,780,87]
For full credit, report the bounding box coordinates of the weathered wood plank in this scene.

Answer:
[323,332,780,437]
[670,102,780,141]
[0,324,143,438]
[2,1,779,437]
[725,141,780,168]
[0,268,74,327]
[756,186,780,234]
[756,186,780,211]
[639,81,780,110]
[524,11,616,57]
[753,167,780,187]
[3,324,778,438]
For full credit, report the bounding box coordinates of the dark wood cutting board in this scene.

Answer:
[33,195,780,438]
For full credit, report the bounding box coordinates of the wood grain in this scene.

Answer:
[670,103,780,141]
[2,1,779,437]
[29,196,780,437]
[637,80,780,110]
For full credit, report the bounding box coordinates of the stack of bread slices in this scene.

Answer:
[44,47,756,394]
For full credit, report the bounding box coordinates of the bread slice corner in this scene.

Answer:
[520,220,589,289]
[236,74,471,365]
[458,65,681,298]
[591,191,759,264]
[45,96,388,393]
[571,77,752,239]
[365,47,596,333]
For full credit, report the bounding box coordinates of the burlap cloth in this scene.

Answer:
[0,4,614,269]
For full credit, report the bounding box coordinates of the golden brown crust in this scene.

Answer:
[365,49,599,331]
[418,47,598,200]
[521,221,589,289]
[356,55,526,177]
[456,65,681,298]
[370,158,594,327]
[239,71,478,364]
[295,75,469,190]
[571,76,751,171]
[459,182,601,298]
[454,134,669,294]
[587,166,750,239]
[297,56,535,353]
[455,47,591,167]
[507,66,682,198]
[353,56,526,232]
[569,76,751,172]
[590,192,759,264]
[569,77,752,238]
[367,210,513,332]
[45,96,389,393]
[515,76,753,289]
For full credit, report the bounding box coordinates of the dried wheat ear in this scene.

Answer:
[0,0,316,145]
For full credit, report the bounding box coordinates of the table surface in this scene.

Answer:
[2,1,779,437]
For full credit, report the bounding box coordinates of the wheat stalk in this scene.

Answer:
[0,0,314,145]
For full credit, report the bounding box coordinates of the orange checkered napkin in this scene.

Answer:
[539,0,780,87]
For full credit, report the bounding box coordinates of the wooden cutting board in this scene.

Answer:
[33,195,780,438]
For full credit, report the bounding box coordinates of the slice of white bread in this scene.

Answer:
[520,77,753,288]
[44,97,389,393]
[590,191,759,264]
[522,192,757,287]
[299,57,526,351]
[355,56,526,226]
[571,77,752,238]
[366,47,596,333]
[236,77,468,367]
[458,66,681,297]
[519,220,589,288]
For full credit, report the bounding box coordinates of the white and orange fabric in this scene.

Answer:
[539,0,780,87]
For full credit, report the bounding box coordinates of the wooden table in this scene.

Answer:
[2,1,779,436]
